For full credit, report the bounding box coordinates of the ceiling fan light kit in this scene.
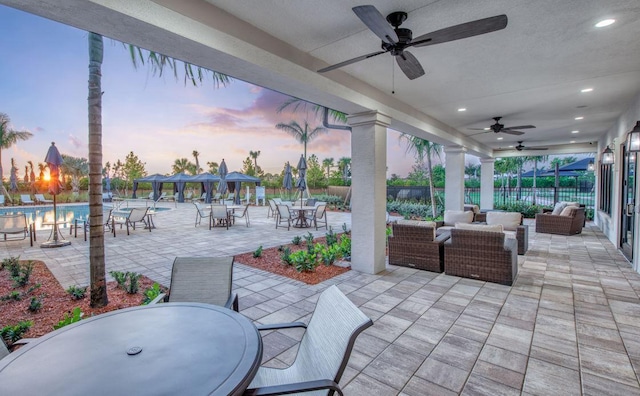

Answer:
[317,5,508,81]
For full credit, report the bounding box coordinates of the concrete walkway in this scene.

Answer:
[1,203,640,394]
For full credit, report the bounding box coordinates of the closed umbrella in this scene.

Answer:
[42,142,70,248]
[282,162,293,200]
[218,159,228,196]
[296,155,307,208]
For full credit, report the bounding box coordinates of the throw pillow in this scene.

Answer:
[559,206,577,217]
[486,211,522,231]
[443,210,474,226]
[397,219,436,228]
[562,201,580,207]
[551,202,567,215]
[455,222,504,233]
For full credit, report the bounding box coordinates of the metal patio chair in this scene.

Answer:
[193,202,212,228]
[111,207,150,236]
[232,204,250,227]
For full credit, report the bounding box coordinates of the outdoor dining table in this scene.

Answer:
[291,205,317,228]
[0,303,263,396]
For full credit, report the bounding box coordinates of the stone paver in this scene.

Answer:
[2,205,640,394]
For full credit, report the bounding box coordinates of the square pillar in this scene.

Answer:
[480,158,495,210]
[347,111,390,274]
[444,145,466,211]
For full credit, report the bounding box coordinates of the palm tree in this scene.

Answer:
[523,155,548,205]
[249,150,261,169]
[37,163,47,181]
[322,157,334,180]
[23,165,29,183]
[172,158,195,174]
[275,120,327,161]
[400,134,443,218]
[206,161,219,174]
[277,97,347,124]
[0,113,33,200]
[27,161,35,183]
[61,155,89,196]
[192,150,201,174]
[337,157,351,185]
[88,32,108,307]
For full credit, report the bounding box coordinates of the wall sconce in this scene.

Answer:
[601,145,614,165]
[587,159,595,171]
[627,121,640,152]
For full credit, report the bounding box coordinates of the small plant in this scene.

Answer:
[253,245,263,258]
[1,321,33,344]
[66,285,87,300]
[386,225,393,245]
[277,245,284,252]
[320,244,341,266]
[1,291,22,301]
[26,283,41,295]
[280,247,293,265]
[126,272,141,294]
[292,235,302,245]
[1,256,21,277]
[142,283,162,305]
[53,307,84,330]
[12,261,34,287]
[289,250,319,273]
[109,271,128,289]
[339,235,352,260]
[325,227,338,246]
[28,296,43,312]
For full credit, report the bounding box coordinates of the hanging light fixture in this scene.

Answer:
[601,145,614,165]
[587,159,595,171]
[627,121,640,152]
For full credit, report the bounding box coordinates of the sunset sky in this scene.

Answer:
[0,5,424,180]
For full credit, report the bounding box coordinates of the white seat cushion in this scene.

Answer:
[455,222,504,233]
[503,230,517,240]
[443,210,474,226]
[436,225,454,236]
[397,219,436,228]
[486,211,522,231]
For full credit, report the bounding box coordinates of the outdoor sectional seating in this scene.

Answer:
[388,220,449,272]
[535,206,585,235]
[444,228,518,286]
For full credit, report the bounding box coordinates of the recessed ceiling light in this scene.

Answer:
[508,145,514,148]
[458,108,466,112]
[570,140,576,143]
[572,130,579,134]
[595,19,615,28]
[575,116,584,120]
[497,137,503,140]
[581,88,593,93]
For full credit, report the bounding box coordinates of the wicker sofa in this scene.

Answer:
[388,221,449,272]
[535,206,585,235]
[444,228,518,286]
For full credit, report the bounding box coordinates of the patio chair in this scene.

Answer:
[193,202,212,229]
[111,207,150,236]
[184,191,193,202]
[312,204,328,230]
[535,206,585,235]
[232,204,250,227]
[389,221,449,272]
[267,198,277,218]
[71,208,113,241]
[149,256,238,311]
[211,192,221,203]
[34,194,53,204]
[211,204,230,230]
[275,204,293,230]
[20,195,35,205]
[0,213,32,246]
[102,192,112,202]
[245,285,373,396]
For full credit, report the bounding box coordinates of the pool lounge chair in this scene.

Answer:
[111,207,150,236]
[34,194,53,204]
[20,195,35,205]
[0,214,32,246]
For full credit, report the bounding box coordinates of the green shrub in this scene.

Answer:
[28,296,43,312]
[289,250,318,272]
[325,227,338,246]
[142,283,162,305]
[53,307,84,330]
[253,245,263,258]
[494,202,545,218]
[280,247,293,265]
[109,271,141,294]
[292,236,302,245]
[339,235,351,259]
[66,285,87,300]
[1,291,22,301]
[1,321,32,343]
[1,256,21,277]
[12,261,34,287]
[319,244,341,266]
[109,271,128,289]
[126,272,141,294]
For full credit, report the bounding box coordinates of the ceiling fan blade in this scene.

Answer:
[524,147,548,150]
[468,127,490,130]
[501,130,525,136]
[469,131,491,137]
[503,125,536,130]
[352,5,398,44]
[395,51,425,80]
[410,15,508,48]
[317,50,387,73]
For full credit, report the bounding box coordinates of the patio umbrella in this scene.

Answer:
[296,155,307,207]
[42,142,70,248]
[282,162,293,200]
[218,159,228,196]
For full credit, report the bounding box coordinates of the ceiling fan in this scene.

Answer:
[497,141,548,151]
[469,117,536,136]
[317,5,508,80]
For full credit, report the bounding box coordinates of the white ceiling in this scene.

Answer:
[3,0,640,156]
[207,0,640,152]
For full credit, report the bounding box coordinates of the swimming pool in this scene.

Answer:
[0,204,170,230]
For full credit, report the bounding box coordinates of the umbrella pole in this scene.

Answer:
[52,194,59,243]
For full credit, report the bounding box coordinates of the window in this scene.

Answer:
[598,163,613,215]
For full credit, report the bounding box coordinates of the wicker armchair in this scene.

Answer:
[444,229,518,286]
[388,223,449,272]
[535,207,585,235]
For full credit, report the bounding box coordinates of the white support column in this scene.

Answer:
[348,111,390,274]
[444,145,467,211]
[480,158,495,210]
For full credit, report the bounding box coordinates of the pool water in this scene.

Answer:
[0,204,170,230]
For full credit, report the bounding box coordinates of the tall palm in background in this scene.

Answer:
[337,157,351,185]
[0,113,33,201]
[524,155,548,205]
[27,160,35,183]
[400,134,442,218]
[275,120,327,161]
[37,163,47,181]
[249,150,261,169]
[322,157,334,181]
[277,98,347,124]
[192,150,201,174]
[207,161,219,174]
[172,158,195,174]
[23,166,29,183]
[61,155,89,196]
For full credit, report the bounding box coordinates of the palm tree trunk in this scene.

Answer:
[426,154,437,219]
[88,32,108,308]
[0,150,9,203]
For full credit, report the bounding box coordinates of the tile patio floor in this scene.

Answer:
[2,202,640,395]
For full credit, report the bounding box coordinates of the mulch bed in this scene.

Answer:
[234,236,350,285]
[0,260,161,339]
